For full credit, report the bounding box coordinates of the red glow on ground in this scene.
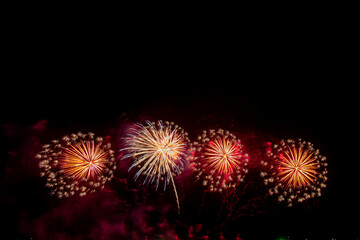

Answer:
[188,226,194,238]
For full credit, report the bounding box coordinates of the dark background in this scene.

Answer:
[1,25,359,239]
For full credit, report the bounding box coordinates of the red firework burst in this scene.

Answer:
[191,129,249,192]
[205,137,243,176]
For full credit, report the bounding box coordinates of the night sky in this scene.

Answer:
[1,41,359,239]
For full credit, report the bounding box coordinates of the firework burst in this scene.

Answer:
[37,132,116,198]
[121,120,190,212]
[190,129,249,193]
[260,138,328,207]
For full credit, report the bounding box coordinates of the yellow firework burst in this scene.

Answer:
[123,120,188,189]
[122,120,189,213]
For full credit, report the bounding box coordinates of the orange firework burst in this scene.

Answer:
[205,137,242,175]
[191,129,249,193]
[60,140,108,180]
[37,132,116,198]
[278,146,318,189]
[260,138,328,207]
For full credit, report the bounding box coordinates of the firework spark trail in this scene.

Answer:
[170,174,180,214]
[121,120,189,213]
[37,132,116,198]
[260,138,328,206]
[191,129,249,193]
